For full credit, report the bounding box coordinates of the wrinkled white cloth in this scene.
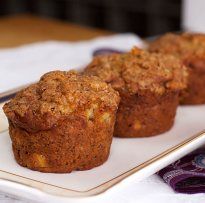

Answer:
[0,34,205,203]
[0,33,143,93]
[1,176,205,203]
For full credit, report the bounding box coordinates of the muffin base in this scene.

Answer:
[9,112,115,173]
[114,91,179,138]
[180,60,205,104]
[12,145,109,173]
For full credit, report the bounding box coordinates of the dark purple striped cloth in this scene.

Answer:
[158,148,205,194]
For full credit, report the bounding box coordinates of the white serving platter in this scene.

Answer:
[0,102,205,202]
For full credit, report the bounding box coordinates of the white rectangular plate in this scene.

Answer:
[0,103,205,201]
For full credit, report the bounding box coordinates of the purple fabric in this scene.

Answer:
[158,148,205,194]
[92,48,124,56]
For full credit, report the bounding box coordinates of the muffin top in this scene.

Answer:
[149,33,205,61]
[84,47,188,95]
[3,71,120,132]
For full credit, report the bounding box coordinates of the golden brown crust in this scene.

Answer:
[85,47,188,95]
[3,71,120,172]
[149,32,205,104]
[3,71,119,132]
[149,33,205,61]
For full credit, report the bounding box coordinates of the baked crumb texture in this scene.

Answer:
[149,32,205,104]
[84,47,188,137]
[3,71,120,173]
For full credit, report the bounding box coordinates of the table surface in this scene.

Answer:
[0,14,111,48]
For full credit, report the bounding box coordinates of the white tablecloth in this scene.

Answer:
[1,34,205,203]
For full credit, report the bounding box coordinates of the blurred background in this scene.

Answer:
[0,0,182,37]
[0,0,204,37]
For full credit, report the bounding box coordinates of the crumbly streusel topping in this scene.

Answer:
[3,71,120,131]
[149,33,205,60]
[84,47,188,95]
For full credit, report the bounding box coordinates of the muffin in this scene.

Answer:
[84,47,188,138]
[149,32,205,104]
[3,70,120,173]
